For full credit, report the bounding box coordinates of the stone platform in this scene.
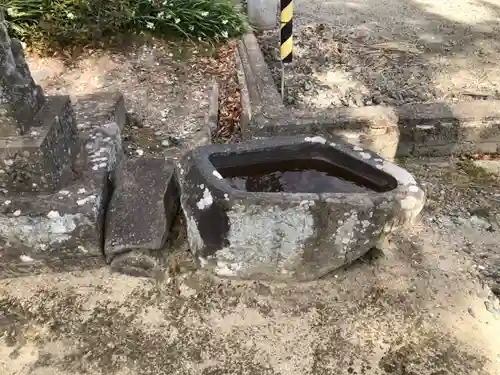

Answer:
[0,92,126,278]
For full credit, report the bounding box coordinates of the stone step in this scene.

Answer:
[104,157,179,275]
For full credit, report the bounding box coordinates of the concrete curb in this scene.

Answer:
[186,81,219,150]
[236,32,500,158]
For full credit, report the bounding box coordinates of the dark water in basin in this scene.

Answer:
[219,159,375,194]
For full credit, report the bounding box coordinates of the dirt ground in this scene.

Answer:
[0,34,499,374]
[26,38,240,154]
[257,0,500,108]
[1,155,500,373]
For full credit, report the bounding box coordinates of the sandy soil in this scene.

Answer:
[0,159,499,375]
[258,0,500,108]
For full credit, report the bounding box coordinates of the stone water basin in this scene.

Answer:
[178,135,425,281]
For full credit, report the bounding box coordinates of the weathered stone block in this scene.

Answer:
[0,96,79,192]
[73,91,127,139]
[179,135,425,281]
[0,13,45,135]
[0,92,127,278]
[104,157,179,263]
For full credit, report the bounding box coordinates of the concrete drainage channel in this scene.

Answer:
[0,15,428,282]
[237,32,500,158]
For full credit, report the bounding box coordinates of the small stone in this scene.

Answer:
[12,209,21,216]
[47,210,60,219]
[19,255,34,262]
[467,305,476,318]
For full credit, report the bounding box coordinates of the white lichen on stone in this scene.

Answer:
[299,200,315,207]
[353,146,363,151]
[93,193,103,223]
[19,255,34,262]
[212,170,223,179]
[408,185,420,193]
[0,212,85,247]
[78,245,88,253]
[399,196,419,210]
[379,161,416,185]
[416,124,435,129]
[340,132,361,140]
[86,132,121,174]
[196,188,213,210]
[224,193,229,201]
[213,203,314,278]
[47,210,60,219]
[77,188,87,194]
[184,214,204,253]
[58,190,71,196]
[13,210,21,216]
[198,256,208,267]
[304,136,327,144]
[91,157,108,163]
[77,195,97,206]
[334,211,359,256]
[3,200,10,206]
[359,152,371,160]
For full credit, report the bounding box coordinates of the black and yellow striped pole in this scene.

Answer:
[279,0,293,98]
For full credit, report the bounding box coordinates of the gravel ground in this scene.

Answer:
[404,158,500,296]
[256,0,500,108]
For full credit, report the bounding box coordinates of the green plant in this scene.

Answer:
[0,0,246,51]
[133,0,245,41]
[1,0,46,36]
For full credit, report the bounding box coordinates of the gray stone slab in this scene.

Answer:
[104,157,179,263]
[0,92,127,279]
[237,31,500,158]
[73,91,127,137]
[178,134,425,281]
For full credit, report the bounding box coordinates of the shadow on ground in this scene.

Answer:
[256,0,500,166]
